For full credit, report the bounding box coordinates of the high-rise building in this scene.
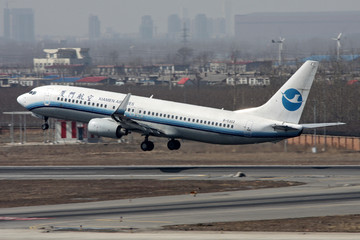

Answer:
[89,15,101,40]
[139,15,154,40]
[193,14,209,40]
[4,8,34,42]
[167,14,181,39]
[3,6,10,40]
[223,0,233,37]
[213,17,226,38]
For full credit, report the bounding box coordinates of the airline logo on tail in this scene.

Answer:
[282,88,303,111]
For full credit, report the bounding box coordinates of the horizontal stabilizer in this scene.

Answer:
[301,122,346,129]
[272,124,301,131]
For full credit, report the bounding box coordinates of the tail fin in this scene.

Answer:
[241,60,319,124]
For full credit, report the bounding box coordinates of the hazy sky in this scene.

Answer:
[5,0,360,37]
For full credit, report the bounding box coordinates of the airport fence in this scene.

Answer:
[288,134,360,151]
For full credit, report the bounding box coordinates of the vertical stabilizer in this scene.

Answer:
[242,61,319,123]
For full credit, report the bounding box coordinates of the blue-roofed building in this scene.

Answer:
[43,75,59,79]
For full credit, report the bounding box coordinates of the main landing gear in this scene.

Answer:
[167,139,181,150]
[140,136,154,151]
[41,117,49,130]
[140,137,181,151]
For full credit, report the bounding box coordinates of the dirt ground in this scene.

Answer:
[0,130,360,232]
[0,129,359,166]
[0,179,301,208]
[163,215,360,232]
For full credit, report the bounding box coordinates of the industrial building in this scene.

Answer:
[33,48,91,74]
[234,11,360,43]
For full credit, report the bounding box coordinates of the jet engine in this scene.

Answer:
[88,118,127,138]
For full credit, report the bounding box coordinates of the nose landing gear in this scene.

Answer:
[41,117,49,130]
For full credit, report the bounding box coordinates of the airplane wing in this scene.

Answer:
[111,93,131,122]
[301,122,346,128]
[111,93,166,137]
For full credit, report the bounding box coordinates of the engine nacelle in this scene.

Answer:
[88,118,127,139]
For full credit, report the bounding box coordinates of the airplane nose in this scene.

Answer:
[17,94,27,107]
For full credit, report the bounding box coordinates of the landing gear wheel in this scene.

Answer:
[42,117,49,131]
[140,140,154,151]
[41,123,49,130]
[167,139,181,150]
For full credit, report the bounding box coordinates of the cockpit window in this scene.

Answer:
[28,91,37,95]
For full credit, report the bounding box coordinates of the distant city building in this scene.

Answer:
[33,48,91,74]
[234,12,360,42]
[223,0,233,37]
[193,14,209,40]
[88,15,101,40]
[3,7,10,40]
[139,15,154,40]
[213,17,226,38]
[3,7,34,42]
[167,14,181,39]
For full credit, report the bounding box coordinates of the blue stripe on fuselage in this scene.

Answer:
[27,101,299,138]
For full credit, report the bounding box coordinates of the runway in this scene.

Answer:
[1,165,360,181]
[1,165,360,239]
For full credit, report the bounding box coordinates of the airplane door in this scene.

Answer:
[244,121,253,137]
[44,90,52,106]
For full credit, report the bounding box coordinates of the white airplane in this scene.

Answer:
[17,61,344,151]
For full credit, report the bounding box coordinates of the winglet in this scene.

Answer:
[112,93,131,121]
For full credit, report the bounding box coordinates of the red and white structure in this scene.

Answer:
[55,120,99,143]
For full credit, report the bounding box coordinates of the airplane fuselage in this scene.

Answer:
[19,85,302,145]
